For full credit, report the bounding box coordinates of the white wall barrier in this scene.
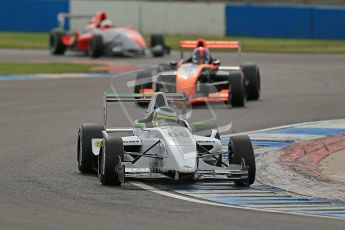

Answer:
[70,0,226,36]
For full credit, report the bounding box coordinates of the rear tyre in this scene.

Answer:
[98,136,125,186]
[242,63,260,100]
[134,70,153,107]
[151,34,167,57]
[77,123,103,173]
[89,34,103,58]
[49,30,66,55]
[228,135,255,186]
[228,71,246,107]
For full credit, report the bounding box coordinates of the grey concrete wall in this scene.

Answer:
[70,0,226,36]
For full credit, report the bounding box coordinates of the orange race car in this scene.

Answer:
[134,39,260,107]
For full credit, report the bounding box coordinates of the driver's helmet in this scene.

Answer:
[192,47,210,64]
[152,106,178,126]
[100,19,113,28]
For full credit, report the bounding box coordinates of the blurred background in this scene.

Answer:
[0,0,344,40]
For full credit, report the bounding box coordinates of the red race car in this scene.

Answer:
[49,11,170,58]
[134,39,260,107]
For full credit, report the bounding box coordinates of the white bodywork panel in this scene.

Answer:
[92,138,102,156]
[218,66,241,71]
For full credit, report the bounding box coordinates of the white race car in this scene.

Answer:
[77,92,255,186]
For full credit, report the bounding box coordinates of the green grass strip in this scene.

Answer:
[1,32,345,53]
[0,32,48,49]
[162,34,345,54]
[0,63,100,74]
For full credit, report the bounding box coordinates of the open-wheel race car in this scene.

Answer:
[134,39,260,107]
[77,92,256,186]
[50,11,170,58]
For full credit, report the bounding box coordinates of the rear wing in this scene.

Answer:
[180,40,240,50]
[104,93,187,102]
[103,93,188,128]
[179,40,241,59]
[57,12,94,30]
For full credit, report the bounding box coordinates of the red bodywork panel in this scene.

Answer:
[115,27,146,48]
[61,33,91,51]
[61,34,74,46]
[76,33,92,51]
[89,11,107,28]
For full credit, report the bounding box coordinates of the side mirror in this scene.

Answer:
[170,61,177,70]
[191,121,218,136]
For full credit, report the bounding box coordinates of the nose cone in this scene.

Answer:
[167,145,197,173]
[121,28,146,48]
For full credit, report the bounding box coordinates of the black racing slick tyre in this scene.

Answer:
[134,70,152,107]
[228,135,256,186]
[228,71,246,107]
[77,123,103,174]
[151,34,167,57]
[242,63,261,100]
[49,30,66,55]
[89,34,103,58]
[98,136,125,186]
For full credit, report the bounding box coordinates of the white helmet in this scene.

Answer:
[100,19,113,28]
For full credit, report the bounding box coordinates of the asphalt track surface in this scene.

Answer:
[1,49,345,229]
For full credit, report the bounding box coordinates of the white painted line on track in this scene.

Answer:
[130,182,229,207]
[131,119,345,220]
[267,206,345,211]
[222,119,345,137]
[131,181,345,221]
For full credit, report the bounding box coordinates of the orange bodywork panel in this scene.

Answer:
[180,40,240,50]
[176,63,218,95]
[139,88,155,95]
[175,63,228,104]
[188,89,229,104]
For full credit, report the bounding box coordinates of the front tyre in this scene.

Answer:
[77,123,103,173]
[228,71,246,107]
[150,34,167,57]
[228,135,255,186]
[49,30,66,55]
[242,63,261,100]
[98,136,125,186]
[89,34,103,58]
